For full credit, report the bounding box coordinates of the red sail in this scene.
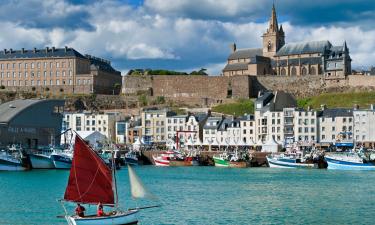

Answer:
[64,135,114,205]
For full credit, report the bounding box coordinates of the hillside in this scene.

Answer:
[212,99,254,116]
[298,92,375,109]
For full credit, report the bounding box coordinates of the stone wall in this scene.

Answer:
[122,76,152,95]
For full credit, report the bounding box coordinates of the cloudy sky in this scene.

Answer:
[1,0,374,75]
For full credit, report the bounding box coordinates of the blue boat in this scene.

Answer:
[325,153,375,170]
[266,154,315,169]
[124,151,139,165]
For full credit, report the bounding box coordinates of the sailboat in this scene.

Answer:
[60,135,139,225]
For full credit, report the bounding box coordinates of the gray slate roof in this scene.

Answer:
[228,48,263,60]
[276,40,332,56]
[204,117,222,130]
[223,63,248,71]
[0,47,86,60]
[319,108,353,118]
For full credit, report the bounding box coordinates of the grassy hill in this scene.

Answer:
[298,92,375,109]
[212,99,254,116]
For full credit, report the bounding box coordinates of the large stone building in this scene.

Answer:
[0,47,121,95]
[223,4,352,78]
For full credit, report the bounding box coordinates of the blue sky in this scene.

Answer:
[0,0,374,74]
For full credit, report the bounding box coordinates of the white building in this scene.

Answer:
[203,117,222,144]
[141,109,175,144]
[62,112,119,140]
[353,106,375,146]
[115,120,129,144]
[318,107,354,147]
[283,108,318,145]
[239,114,256,145]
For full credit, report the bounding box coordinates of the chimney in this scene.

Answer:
[230,42,237,53]
[64,46,68,52]
[33,48,37,53]
[21,48,25,54]
[45,47,49,53]
[320,104,326,111]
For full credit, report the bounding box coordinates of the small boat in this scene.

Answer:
[60,134,143,225]
[213,150,248,168]
[124,151,139,165]
[325,152,375,170]
[266,153,315,168]
[0,146,29,171]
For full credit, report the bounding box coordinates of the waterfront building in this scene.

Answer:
[115,120,129,144]
[216,117,236,145]
[223,4,352,77]
[239,114,256,145]
[0,47,121,94]
[166,115,186,141]
[353,106,375,147]
[62,111,119,141]
[127,125,142,144]
[283,108,318,145]
[0,99,64,147]
[141,109,175,144]
[254,91,296,143]
[203,117,223,144]
[317,107,354,147]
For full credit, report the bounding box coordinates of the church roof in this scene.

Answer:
[223,63,248,71]
[276,40,332,56]
[228,48,263,60]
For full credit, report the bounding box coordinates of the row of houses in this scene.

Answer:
[61,91,375,149]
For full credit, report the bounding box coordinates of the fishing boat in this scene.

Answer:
[213,153,230,167]
[124,151,139,165]
[50,151,72,169]
[29,147,55,169]
[152,151,183,167]
[325,152,375,170]
[0,146,28,171]
[60,135,140,225]
[266,153,315,169]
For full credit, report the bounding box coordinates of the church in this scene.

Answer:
[223,4,352,77]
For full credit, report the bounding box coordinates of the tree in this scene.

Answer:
[190,68,208,75]
[138,94,148,106]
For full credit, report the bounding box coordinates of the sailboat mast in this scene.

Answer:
[111,144,119,209]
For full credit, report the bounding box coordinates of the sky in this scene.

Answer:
[0,0,374,75]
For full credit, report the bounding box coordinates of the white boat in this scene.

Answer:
[61,134,158,225]
[0,149,28,171]
[29,153,55,169]
[50,152,72,169]
[152,151,184,167]
[325,152,375,170]
[266,153,315,168]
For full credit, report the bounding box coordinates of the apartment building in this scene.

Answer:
[141,109,175,144]
[353,106,375,147]
[239,114,256,145]
[62,112,119,140]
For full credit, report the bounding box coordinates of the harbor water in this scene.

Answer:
[1,167,375,225]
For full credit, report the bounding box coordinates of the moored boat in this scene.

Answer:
[152,151,183,167]
[325,152,375,170]
[266,153,315,169]
[0,147,28,171]
[29,147,55,169]
[124,151,139,165]
[213,153,230,167]
[50,152,72,169]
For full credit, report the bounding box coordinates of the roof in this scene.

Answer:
[239,114,254,121]
[319,108,353,118]
[203,117,222,130]
[228,48,263,60]
[0,47,86,60]
[0,99,63,124]
[223,63,248,71]
[218,118,233,131]
[87,55,120,74]
[276,40,332,56]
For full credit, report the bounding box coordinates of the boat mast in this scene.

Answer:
[111,141,119,209]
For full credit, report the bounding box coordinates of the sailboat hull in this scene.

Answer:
[66,210,139,225]
[0,158,27,171]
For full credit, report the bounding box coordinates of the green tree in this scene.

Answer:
[138,94,148,106]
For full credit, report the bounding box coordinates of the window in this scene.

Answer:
[12,72,15,78]
[322,135,326,140]
[56,71,59,77]
[62,71,66,76]
[37,71,40,77]
[332,127,335,131]
[25,72,28,78]
[332,135,335,140]
[56,80,60,85]
[44,62,47,68]
[44,71,47,77]
[69,79,72,85]
[7,72,10,78]
[56,62,60,68]
[18,72,21,78]
[69,70,72,76]
[50,62,53,68]
[25,63,28,69]
[37,62,40,69]
[50,80,53,85]
[31,63,34,69]
[0,72,3,78]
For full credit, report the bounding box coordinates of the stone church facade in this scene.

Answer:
[223,4,352,78]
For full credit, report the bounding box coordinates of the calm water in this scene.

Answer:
[0,167,375,225]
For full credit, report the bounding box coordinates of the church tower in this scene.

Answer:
[262,4,285,58]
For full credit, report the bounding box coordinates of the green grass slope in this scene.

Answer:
[212,99,254,116]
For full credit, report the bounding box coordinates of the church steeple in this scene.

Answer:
[269,3,278,32]
[262,3,285,58]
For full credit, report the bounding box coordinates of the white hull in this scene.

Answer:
[0,163,27,171]
[29,154,54,169]
[66,210,138,225]
[326,156,375,170]
[53,160,71,169]
[152,156,170,167]
[267,156,315,169]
